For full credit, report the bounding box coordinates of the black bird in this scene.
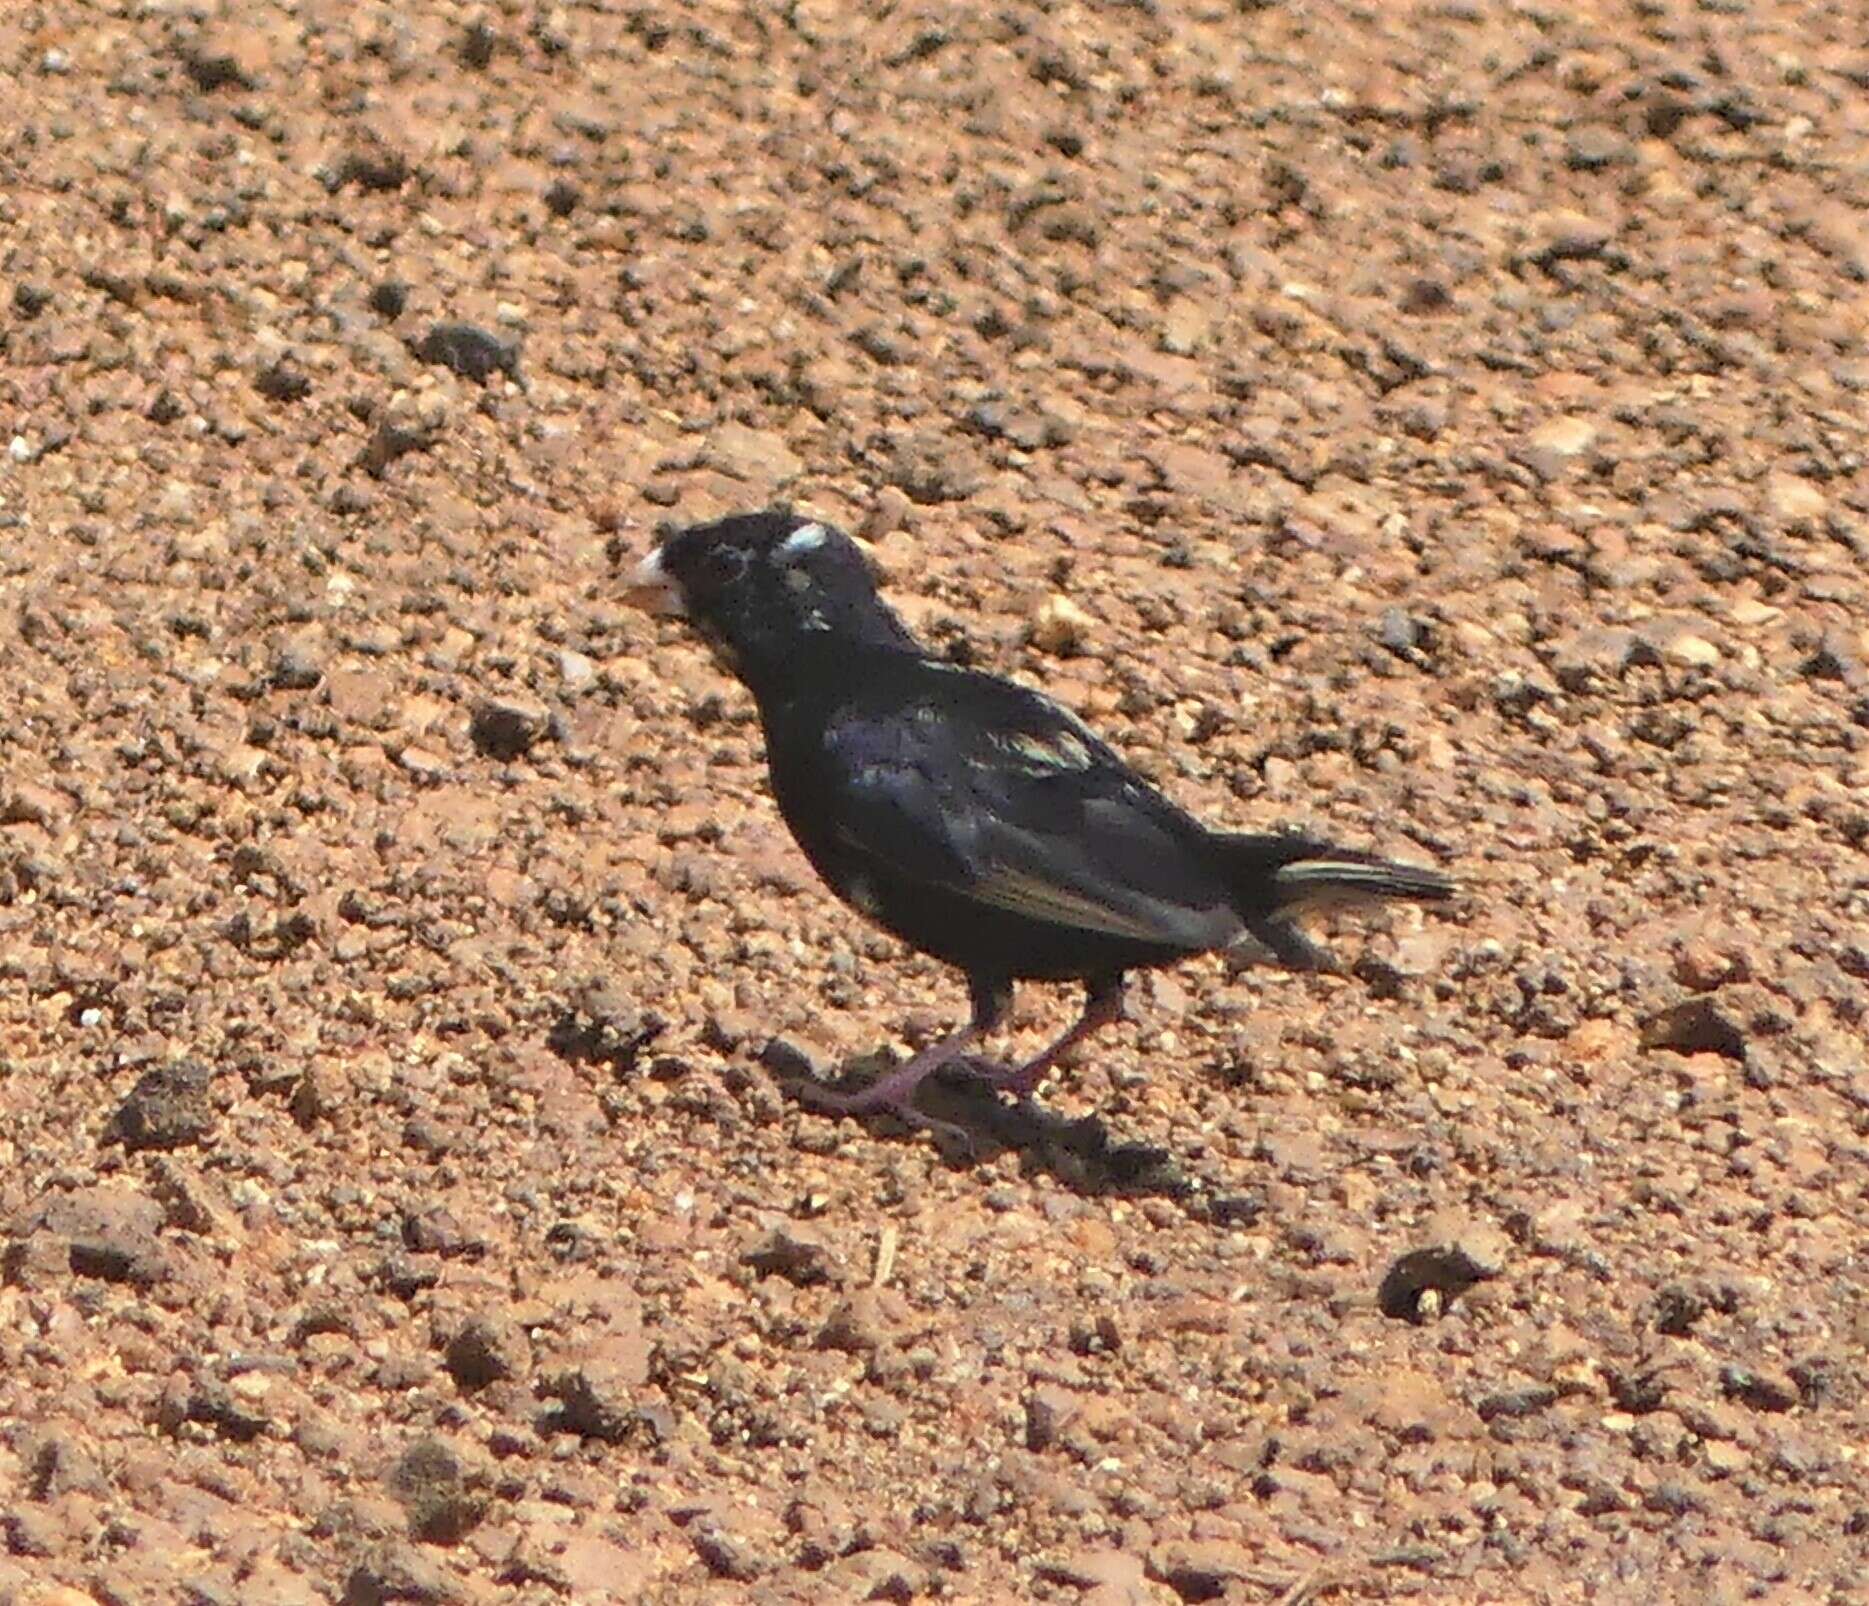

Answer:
[625,510,1454,1145]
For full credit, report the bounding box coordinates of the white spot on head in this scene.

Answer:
[778,521,831,558]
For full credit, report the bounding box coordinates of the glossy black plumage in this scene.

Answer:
[627,510,1455,1145]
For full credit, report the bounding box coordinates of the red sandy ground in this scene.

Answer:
[2,2,1866,1602]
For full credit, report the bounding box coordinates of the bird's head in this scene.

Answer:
[624,510,918,685]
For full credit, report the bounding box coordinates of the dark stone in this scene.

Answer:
[442,1314,530,1391]
[336,148,410,194]
[255,360,312,404]
[743,1225,840,1288]
[108,1060,216,1152]
[389,1436,486,1544]
[368,280,408,319]
[469,694,550,760]
[184,1380,269,1443]
[1639,997,1747,1059]
[412,322,521,385]
[1722,1364,1799,1414]
[1378,1244,1497,1323]
[460,21,497,70]
[357,417,438,478]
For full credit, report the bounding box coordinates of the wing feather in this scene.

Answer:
[814,672,1240,951]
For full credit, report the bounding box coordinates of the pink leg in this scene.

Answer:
[792,1014,1001,1150]
[985,977,1125,1100]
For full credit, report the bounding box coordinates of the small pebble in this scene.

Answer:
[1031,594,1093,656]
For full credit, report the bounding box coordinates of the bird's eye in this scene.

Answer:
[699,546,750,587]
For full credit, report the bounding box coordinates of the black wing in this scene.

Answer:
[806,663,1241,951]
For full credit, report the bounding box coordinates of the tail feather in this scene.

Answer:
[1270,853,1456,911]
[1216,833,1455,973]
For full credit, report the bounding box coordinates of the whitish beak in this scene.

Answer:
[622,547,685,616]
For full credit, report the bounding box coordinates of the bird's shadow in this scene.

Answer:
[780,1055,1192,1199]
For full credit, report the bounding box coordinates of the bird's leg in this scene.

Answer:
[985,974,1125,1100]
[793,1021,982,1129]
[943,974,1018,1084]
[793,977,1012,1144]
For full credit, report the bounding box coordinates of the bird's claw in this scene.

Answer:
[945,1055,1045,1100]
[791,1080,978,1159]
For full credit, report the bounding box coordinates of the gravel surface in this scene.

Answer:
[3,2,1867,1601]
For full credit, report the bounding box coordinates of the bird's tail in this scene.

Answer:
[1215,833,1455,971]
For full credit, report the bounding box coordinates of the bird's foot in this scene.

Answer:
[940,1051,1051,1100]
[789,1027,983,1156]
[792,1079,976,1156]
[972,982,1122,1102]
